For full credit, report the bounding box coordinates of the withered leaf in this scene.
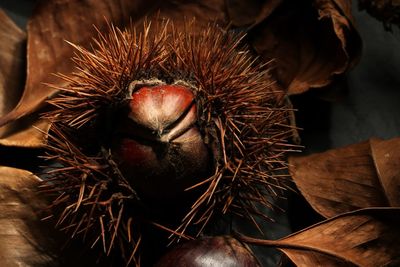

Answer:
[370,137,400,206]
[0,166,56,266]
[237,208,400,267]
[289,137,400,218]
[226,0,283,27]
[0,119,50,148]
[0,166,109,266]
[0,0,162,128]
[249,0,361,95]
[0,10,26,137]
[0,10,50,148]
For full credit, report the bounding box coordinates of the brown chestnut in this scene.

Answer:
[155,236,261,267]
[112,84,211,199]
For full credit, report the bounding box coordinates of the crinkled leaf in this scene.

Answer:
[0,10,26,136]
[249,0,361,95]
[0,10,50,148]
[289,138,400,218]
[237,208,400,267]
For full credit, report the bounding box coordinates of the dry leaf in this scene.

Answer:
[226,0,283,27]
[0,10,51,148]
[0,166,111,266]
[289,137,400,218]
[0,10,26,136]
[0,166,58,266]
[237,208,400,267]
[370,137,400,206]
[249,0,361,95]
[0,119,50,148]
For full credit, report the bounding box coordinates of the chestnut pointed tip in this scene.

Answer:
[129,84,196,133]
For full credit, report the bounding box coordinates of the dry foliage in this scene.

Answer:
[0,166,53,266]
[289,137,400,218]
[0,10,50,148]
[248,0,362,95]
[237,208,400,267]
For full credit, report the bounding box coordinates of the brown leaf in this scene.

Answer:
[0,0,161,127]
[0,166,55,266]
[0,10,26,136]
[370,138,400,206]
[0,119,50,148]
[289,138,400,218]
[249,0,361,95]
[226,0,283,27]
[237,208,400,267]
[0,166,112,266]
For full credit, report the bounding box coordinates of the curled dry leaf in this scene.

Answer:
[0,10,26,136]
[237,208,400,267]
[289,137,400,218]
[249,0,362,95]
[0,10,49,148]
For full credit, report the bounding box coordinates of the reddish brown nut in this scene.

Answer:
[155,236,261,267]
[112,84,211,199]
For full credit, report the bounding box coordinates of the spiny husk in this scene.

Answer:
[41,19,297,265]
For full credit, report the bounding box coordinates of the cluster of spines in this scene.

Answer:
[42,19,297,265]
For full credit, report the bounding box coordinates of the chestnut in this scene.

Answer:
[112,84,211,199]
[155,236,261,267]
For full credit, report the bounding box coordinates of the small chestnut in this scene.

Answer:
[155,236,261,267]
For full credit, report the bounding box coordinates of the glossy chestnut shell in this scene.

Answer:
[112,84,211,199]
